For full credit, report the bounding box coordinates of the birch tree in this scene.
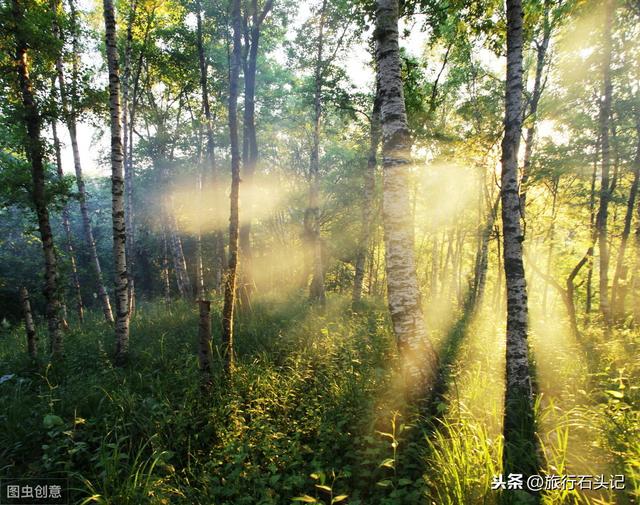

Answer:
[500,0,537,479]
[103,0,130,364]
[53,0,114,324]
[374,0,437,395]
[221,0,243,375]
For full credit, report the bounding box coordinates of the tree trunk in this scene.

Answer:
[519,2,551,215]
[197,300,212,383]
[53,0,114,324]
[586,140,599,314]
[51,113,84,323]
[167,217,192,299]
[374,0,437,396]
[162,229,171,304]
[20,287,37,359]
[238,0,274,307]
[122,0,138,315]
[542,176,559,316]
[13,0,64,356]
[353,91,381,308]
[103,0,130,364]
[612,120,640,320]
[596,0,615,324]
[471,196,499,309]
[221,0,243,375]
[500,0,537,480]
[195,0,225,293]
[305,0,328,305]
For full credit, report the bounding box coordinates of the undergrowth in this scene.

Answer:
[0,294,638,504]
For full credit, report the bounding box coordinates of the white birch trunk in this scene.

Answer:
[375,0,437,396]
[103,0,130,364]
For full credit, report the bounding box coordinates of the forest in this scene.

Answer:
[0,0,638,503]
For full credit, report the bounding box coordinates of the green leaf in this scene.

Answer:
[376,480,393,488]
[292,496,318,503]
[332,495,348,503]
[315,484,332,492]
[43,414,63,429]
[379,458,395,469]
[605,390,624,399]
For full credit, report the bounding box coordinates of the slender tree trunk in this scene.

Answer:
[221,0,243,375]
[195,0,225,293]
[542,177,559,315]
[305,0,328,305]
[162,229,171,304]
[472,196,499,308]
[13,0,63,356]
[51,114,84,323]
[500,0,537,481]
[103,0,130,364]
[429,235,439,298]
[353,92,381,307]
[167,217,192,299]
[122,0,138,314]
[596,0,615,325]
[519,2,551,215]
[586,141,599,314]
[238,0,274,307]
[52,0,113,324]
[374,0,437,395]
[612,121,640,319]
[20,287,37,359]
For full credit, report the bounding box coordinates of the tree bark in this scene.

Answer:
[162,229,171,304]
[122,0,138,315]
[20,287,37,359]
[374,0,437,396]
[305,0,328,305]
[519,1,551,215]
[51,111,84,323]
[500,0,537,480]
[596,0,615,324]
[195,0,225,293]
[238,0,274,307]
[53,0,114,324]
[221,0,243,375]
[353,92,381,308]
[103,0,130,364]
[612,120,640,319]
[13,0,64,356]
[197,300,212,383]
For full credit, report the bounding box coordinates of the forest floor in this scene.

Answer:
[0,293,638,505]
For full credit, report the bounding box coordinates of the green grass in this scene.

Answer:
[0,294,638,504]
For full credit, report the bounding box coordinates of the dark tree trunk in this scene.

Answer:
[122,0,138,315]
[612,120,640,319]
[238,0,274,308]
[519,1,551,214]
[596,0,615,324]
[353,91,381,308]
[306,0,328,305]
[13,0,64,356]
[221,0,243,375]
[195,0,225,293]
